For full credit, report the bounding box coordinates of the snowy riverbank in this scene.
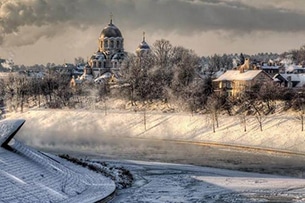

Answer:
[4,109,305,202]
[6,108,305,153]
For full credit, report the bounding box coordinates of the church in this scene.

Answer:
[80,15,151,83]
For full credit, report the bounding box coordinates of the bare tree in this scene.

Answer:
[143,107,147,131]
[3,75,31,112]
[298,106,305,132]
[153,39,173,69]
[237,90,265,132]
[98,82,110,115]
[171,46,199,94]
[236,98,250,132]
[293,91,305,131]
[205,94,221,133]
[121,54,146,103]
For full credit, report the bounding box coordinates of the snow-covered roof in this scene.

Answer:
[275,73,305,87]
[213,69,226,78]
[213,70,263,81]
[285,64,305,72]
[72,69,83,75]
[80,74,93,81]
[0,119,115,202]
[261,65,280,70]
[97,72,112,79]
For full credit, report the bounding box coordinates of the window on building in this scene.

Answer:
[227,81,232,88]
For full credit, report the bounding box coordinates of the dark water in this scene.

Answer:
[36,137,305,178]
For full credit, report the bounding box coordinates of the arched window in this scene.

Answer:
[110,40,114,48]
[117,40,120,48]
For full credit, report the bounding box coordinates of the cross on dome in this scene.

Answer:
[143,31,146,42]
[110,12,113,25]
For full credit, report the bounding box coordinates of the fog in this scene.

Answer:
[14,115,204,163]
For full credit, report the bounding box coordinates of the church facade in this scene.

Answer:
[78,16,151,83]
[82,17,125,81]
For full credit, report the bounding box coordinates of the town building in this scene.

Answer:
[213,59,273,98]
[260,62,284,77]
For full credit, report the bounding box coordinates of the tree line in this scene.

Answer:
[1,40,305,122]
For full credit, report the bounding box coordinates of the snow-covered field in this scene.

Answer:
[5,108,305,202]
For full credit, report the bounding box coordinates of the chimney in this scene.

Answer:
[244,58,250,70]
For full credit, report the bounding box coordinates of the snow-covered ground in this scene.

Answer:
[89,158,305,203]
[5,108,305,202]
[7,108,305,153]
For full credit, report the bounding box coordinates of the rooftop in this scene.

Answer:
[0,119,115,203]
[213,70,263,81]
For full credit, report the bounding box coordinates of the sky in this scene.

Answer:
[1,0,305,66]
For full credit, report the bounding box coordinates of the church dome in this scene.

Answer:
[137,41,150,50]
[136,32,151,55]
[100,20,122,39]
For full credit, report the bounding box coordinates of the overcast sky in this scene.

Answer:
[1,0,305,65]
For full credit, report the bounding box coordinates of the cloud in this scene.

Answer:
[0,0,305,47]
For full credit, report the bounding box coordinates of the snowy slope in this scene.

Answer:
[7,109,305,153]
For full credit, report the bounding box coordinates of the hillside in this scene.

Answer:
[5,100,305,154]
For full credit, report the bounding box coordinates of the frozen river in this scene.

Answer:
[44,137,305,202]
[101,159,305,203]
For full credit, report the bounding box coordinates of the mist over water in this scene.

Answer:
[8,109,211,164]
[17,118,305,179]
[7,108,305,172]
[16,121,197,163]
